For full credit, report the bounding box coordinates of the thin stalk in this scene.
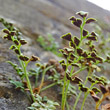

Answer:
[73,67,92,110]
[66,100,70,110]
[73,91,82,110]
[35,73,39,87]
[38,66,53,94]
[40,82,57,92]
[16,44,35,102]
[78,17,86,47]
[70,66,74,77]
[81,82,95,110]
[64,80,70,109]
[72,66,87,77]
[61,58,69,110]
[23,62,35,102]
[62,79,70,110]
[61,72,67,110]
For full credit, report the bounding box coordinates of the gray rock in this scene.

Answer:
[0,0,110,110]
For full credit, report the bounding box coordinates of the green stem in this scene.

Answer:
[40,82,57,92]
[70,66,74,77]
[61,72,67,110]
[16,44,35,102]
[81,82,95,110]
[78,17,86,47]
[64,80,70,107]
[62,80,70,110]
[38,66,53,94]
[72,66,87,77]
[61,59,69,110]
[66,100,70,110]
[73,67,91,110]
[23,62,35,102]
[73,91,82,110]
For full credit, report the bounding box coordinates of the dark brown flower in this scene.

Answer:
[62,33,72,41]
[19,55,29,61]
[87,36,97,41]
[92,87,100,93]
[20,39,27,45]
[91,95,100,102]
[3,29,9,34]
[69,16,76,22]
[86,57,96,63]
[30,55,40,61]
[70,54,76,60]
[80,86,88,92]
[91,32,97,36]
[63,53,68,59]
[62,64,66,71]
[83,29,88,36]
[69,41,76,48]
[82,51,88,57]
[66,73,71,81]
[91,52,97,57]
[72,76,83,84]
[9,45,16,50]
[77,48,83,56]
[95,57,103,63]
[90,90,100,102]
[88,77,95,83]
[74,36,80,46]
[10,31,16,36]
[14,49,20,55]
[14,40,19,45]
[86,18,96,24]
[73,19,82,28]
[99,84,108,94]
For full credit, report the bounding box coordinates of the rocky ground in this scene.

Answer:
[0,0,110,110]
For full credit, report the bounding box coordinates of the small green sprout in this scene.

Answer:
[37,33,62,57]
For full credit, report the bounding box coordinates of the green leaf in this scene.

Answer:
[10,80,24,90]
[7,61,24,76]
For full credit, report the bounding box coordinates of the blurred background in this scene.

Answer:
[0,0,110,41]
[0,0,110,110]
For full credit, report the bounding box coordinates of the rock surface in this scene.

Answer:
[0,0,110,110]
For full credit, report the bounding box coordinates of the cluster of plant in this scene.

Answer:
[59,11,110,110]
[0,18,59,110]
[37,33,62,57]
[1,11,110,110]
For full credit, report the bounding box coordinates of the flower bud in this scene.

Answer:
[30,55,40,61]
[99,84,108,94]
